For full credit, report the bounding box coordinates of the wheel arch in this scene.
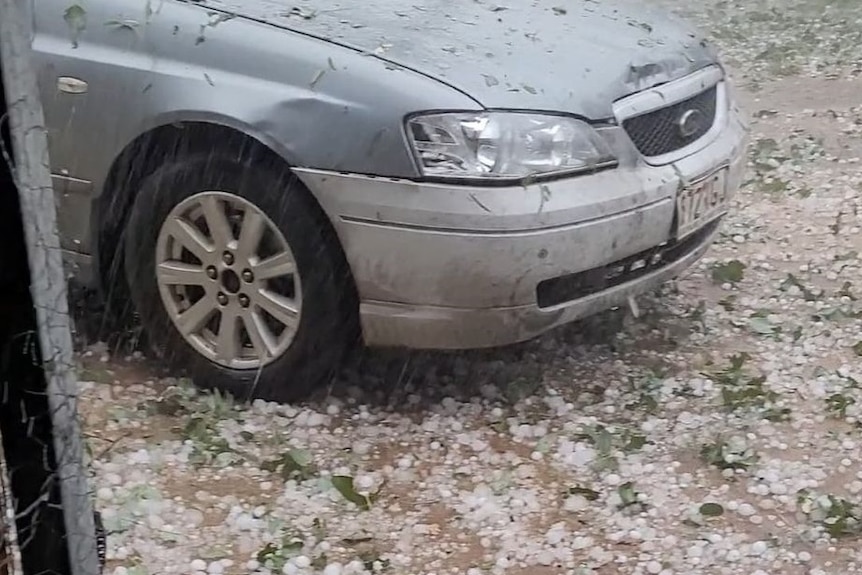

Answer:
[95,120,358,330]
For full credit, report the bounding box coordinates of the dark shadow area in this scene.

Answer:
[0,62,74,575]
[68,280,146,362]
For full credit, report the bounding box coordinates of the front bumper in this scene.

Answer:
[295,94,748,349]
[358,221,720,348]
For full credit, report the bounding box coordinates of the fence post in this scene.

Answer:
[0,0,101,574]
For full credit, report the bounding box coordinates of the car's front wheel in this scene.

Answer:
[123,152,355,402]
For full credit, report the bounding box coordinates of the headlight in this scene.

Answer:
[406,112,617,181]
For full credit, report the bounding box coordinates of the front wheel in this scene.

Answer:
[123,153,355,402]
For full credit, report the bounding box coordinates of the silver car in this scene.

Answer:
[31,0,747,400]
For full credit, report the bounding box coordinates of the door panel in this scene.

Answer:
[32,0,157,255]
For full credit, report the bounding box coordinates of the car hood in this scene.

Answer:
[198,0,718,119]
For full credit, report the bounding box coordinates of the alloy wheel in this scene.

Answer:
[154,191,302,369]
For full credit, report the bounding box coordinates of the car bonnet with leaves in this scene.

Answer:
[36,0,747,401]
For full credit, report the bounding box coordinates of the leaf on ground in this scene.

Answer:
[256,543,278,563]
[592,425,614,456]
[699,502,725,517]
[567,486,600,501]
[748,316,776,335]
[854,341,862,357]
[331,475,380,510]
[623,433,648,451]
[617,481,639,509]
[261,449,316,481]
[342,535,374,545]
[780,273,819,301]
[711,260,746,284]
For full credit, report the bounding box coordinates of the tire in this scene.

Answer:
[123,151,356,402]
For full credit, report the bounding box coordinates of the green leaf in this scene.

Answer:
[699,502,725,517]
[711,260,746,284]
[761,178,789,194]
[623,433,648,452]
[792,326,804,341]
[567,486,600,501]
[590,425,614,456]
[748,317,776,335]
[261,449,316,481]
[534,436,554,454]
[256,543,279,563]
[780,273,819,301]
[331,475,375,510]
[341,535,374,545]
[288,448,313,467]
[617,481,639,509]
[826,393,855,418]
[764,407,792,422]
[63,4,88,47]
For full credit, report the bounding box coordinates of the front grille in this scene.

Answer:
[622,86,718,157]
[536,220,719,309]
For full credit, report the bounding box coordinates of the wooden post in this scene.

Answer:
[0,0,100,574]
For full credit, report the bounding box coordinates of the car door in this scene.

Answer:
[31,0,158,260]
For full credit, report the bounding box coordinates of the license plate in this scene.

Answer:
[675,169,729,240]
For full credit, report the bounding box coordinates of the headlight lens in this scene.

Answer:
[406,112,617,180]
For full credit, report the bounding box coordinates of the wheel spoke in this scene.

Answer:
[252,251,295,281]
[156,261,208,287]
[164,217,213,262]
[236,209,266,262]
[200,195,234,248]
[175,297,216,336]
[216,310,240,361]
[254,289,299,329]
[242,310,277,359]
[157,192,303,369]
